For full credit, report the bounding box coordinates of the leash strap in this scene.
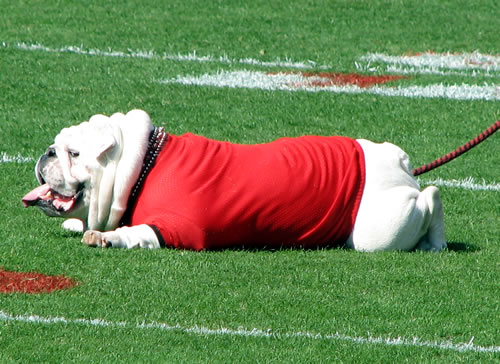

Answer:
[412,120,500,176]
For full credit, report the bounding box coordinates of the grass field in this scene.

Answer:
[1,0,499,362]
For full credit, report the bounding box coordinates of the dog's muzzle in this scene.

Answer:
[22,153,84,216]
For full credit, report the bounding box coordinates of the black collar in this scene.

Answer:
[120,126,168,226]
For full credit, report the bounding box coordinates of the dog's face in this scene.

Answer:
[23,118,121,221]
[22,110,154,230]
[27,139,89,218]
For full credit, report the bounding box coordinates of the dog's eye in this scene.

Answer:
[69,150,80,158]
[46,148,56,157]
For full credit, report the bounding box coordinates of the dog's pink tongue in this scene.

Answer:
[21,184,52,207]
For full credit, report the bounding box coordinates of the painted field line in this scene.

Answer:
[360,52,500,72]
[358,52,500,78]
[355,63,499,78]
[0,152,34,164]
[162,70,500,101]
[420,177,500,192]
[0,310,498,353]
[5,41,500,79]
[2,41,328,70]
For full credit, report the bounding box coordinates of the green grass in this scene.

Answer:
[0,0,499,362]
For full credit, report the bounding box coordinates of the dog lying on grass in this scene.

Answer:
[22,110,446,252]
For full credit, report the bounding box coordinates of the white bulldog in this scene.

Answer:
[22,110,446,252]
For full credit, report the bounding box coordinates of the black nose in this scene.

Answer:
[45,147,56,157]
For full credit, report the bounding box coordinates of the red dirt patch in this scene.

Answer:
[269,71,406,88]
[304,72,406,88]
[0,269,78,294]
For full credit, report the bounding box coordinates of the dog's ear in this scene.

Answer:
[85,114,119,161]
[96,134,117,162]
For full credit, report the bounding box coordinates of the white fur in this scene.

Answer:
[105,110,153,230]
[346,140,446,252]
[62,218,85,233]
[54,110,152,231]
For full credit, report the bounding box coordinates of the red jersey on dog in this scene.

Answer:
[123,133,366,250]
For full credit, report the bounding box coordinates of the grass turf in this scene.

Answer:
[1,0,499,362]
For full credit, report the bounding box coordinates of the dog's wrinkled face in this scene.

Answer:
[24,144,87,217]
[22,110,154,231]
[22,117,122,223]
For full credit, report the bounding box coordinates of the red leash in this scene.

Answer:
[412,120,500,176]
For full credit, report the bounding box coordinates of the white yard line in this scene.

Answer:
[0,310,497,353]
[5,41,500,78]
[419,177,500,192]
[161,70,500,101]
[0,152,34,163]
[355,63,499,78]
[2,41,328,70]
[360,52,500,72]
[358,52,500,78]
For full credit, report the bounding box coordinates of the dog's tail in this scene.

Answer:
[412,120,500,176]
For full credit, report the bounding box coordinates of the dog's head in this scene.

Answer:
[22,110,153,231]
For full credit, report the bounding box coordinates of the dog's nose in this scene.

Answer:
[45,147,56,157]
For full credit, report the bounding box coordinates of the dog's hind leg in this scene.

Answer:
[347,185,446,252]
[347,139,446,252]
[414,186,446,251]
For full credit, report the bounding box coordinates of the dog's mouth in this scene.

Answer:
[21,184,84,214]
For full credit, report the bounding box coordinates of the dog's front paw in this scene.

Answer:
[82,230,110,248]
[62,218,85,233]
